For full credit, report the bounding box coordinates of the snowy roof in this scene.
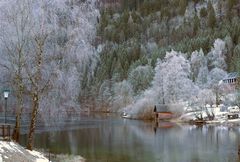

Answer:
[223,72,239,80]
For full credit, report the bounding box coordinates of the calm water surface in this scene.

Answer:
[20,114,240,162]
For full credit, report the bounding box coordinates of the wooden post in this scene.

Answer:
[154,105,158,124]
[2,125,5,139]
[8,125,10,141]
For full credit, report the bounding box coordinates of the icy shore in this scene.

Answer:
[0,141,49,162]
[0,141,85,162]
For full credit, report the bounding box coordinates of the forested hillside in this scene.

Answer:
[0,0,240,120]
[90,0,240,115]
[96,0,240,72]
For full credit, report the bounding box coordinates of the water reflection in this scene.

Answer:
[20,115,240,162]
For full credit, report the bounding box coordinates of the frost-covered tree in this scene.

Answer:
[0,0,99,149]
[123,50,198,118]
[0,0,60,145]
[196,66,209,88]
[98,80,114,111]
[34,0,100,123]
[191,39,228,105]
[208,68,227,87]
[205,39,227,105]
[0,0,31,142]
[112,80,133,111]
[207,68,227,106]
[52,0,99,111]
[207,39,227,70]
[128,65,154,94]
[16,0,60,150]
[197,89,215,106]
[190,49,207,82]
[233,44,240,70]
[193,39,227,89]
[121,37,231,118]
[154,50,197,103]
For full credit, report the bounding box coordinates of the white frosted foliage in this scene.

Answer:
[207,39,227,69]
[123,39,229,118]
[154,50,197,103]
[124,50,198,117]
[112,80,133,112]
[128,65,153,94]
[0,0,99,120]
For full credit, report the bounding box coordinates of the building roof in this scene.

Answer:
[154,104,171,112]
[223,72,239,80]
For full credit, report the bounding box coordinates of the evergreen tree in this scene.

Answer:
[179,0,187,15]
[193,14,200,35]
[122,0,129,10]
[207,1,216,29]
[228,0,237,9]
[200,7,208,18]
[226,0,238,19]
[233,44,240,71]
[98,11,108,36]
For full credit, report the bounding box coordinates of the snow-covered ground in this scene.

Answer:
[0,141,86,162]
[0,141,49,162]
[180,104,240,124]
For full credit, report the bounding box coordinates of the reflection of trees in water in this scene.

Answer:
[21,118,240,162]
[184,125,240,162]
[129,123,240,162]
[67,131,78,155]
[65,121,240,162]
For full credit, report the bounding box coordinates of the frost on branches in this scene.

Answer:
[123,39,229,118]
[0,0,99,121]
[124,50,197,119]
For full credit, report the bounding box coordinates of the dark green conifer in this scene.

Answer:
[179,0,187,15]
[207,1,216,29]
[200,7,207,18]
[193,14,200,35]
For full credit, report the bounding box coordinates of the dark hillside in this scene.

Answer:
[81,0,240,111]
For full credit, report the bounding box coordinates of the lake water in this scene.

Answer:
[20,114,240,162]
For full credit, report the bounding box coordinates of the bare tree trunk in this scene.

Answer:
[27,34,44,150]
[12,76,24,142]
[12,91,23,142]
[2,0,56,150]
[1,0,28,142]
[27,93,39,150]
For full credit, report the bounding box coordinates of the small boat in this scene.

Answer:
[121,112,131,118]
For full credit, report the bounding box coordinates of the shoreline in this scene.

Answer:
[0,141,49,162]
[0,141,85,162]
